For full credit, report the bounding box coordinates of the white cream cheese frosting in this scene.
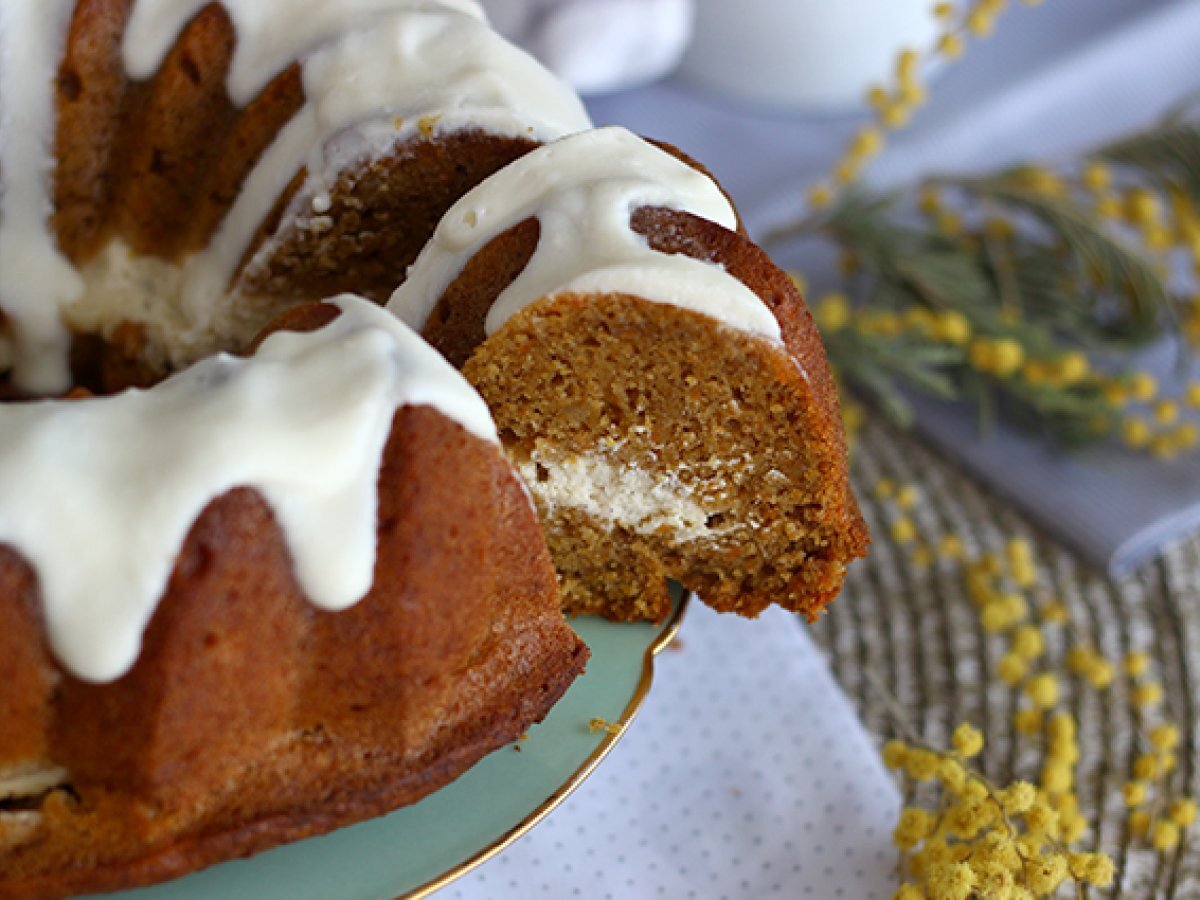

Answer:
[0,0,591,392]
[0,295,497,683]
[388,126,782,341]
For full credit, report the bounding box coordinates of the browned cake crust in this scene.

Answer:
[49,0,542,394]
[421,196,867,623]
[0,310,588,897]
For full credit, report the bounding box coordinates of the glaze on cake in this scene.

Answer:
[0,298,586,895]
[391,128,868,620]
[0,0,589,394]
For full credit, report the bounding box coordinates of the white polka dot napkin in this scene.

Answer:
[447,602,900,899]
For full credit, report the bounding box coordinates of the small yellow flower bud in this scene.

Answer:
[1057,350,1089,385]
[933,1,955,18]
[1060,809,1088,843]
[1103,379,1129,407]
[808,183,834,209]
[1124,650,1150,677]
[892,516,917,544]
[1047,712,1077,742]
[1126,187,1162,227]
[1174,422,1199,451]
[932,310,971,345]
[1132,681,1164,709]
[851,126,885,160]
[1069,852,1115,886]
[896,484,919,509]
[1153,819,1181,851]
[898,81,928,108]
[904,748,941,782]
[893,806,935,849]
[976,553,1002,577]
[911,544,934,568]
[1149,723,1180,752]
[1013,707,1043,735]
[951,722,984,758]
[998,780,1037,815]
[866,84,889,110]
[1011,624,1044,660]
[815,292,852,331]
[1122,417,1151,449]
[990,339,1025,377]
[1040,599,1068,624]
[880,101,912,130]
[937,32,965,59]
[1066,645,1096,675]
[874,477,896,499]
[966,7,996,37]
[1144,223,1175,251]
[1123,781,1148,807]
[1129,371,1158,401]
[895,49,920,83]
[1185,381,1200,408]
[937,758,968,793]
[918,187,942,215]
[1026,852,1068,893]
[1095,192,1123,219]
[881,738,908,769]
[936,211,962,235]
[1154,399,1180,425]
[1041,760,1073,795]
[1001,591,1029,623]
[1025,673,1059,709]
[1150,433,1177,460]
[1025,800,1060,839]
[1087,658,1114,689]
[931,861,976,899]
[1170,798,1198,827]
[1133,753,1159,781]
[997,652,1027,684]
[1081,161,1112,193]
[939,534,965,560]
[1130,808,1151,836]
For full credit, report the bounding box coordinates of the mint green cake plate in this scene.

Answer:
[95,592,687,900]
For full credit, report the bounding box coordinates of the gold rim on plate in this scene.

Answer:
[406,593,690,899]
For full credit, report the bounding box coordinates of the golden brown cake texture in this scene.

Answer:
[0,306,587,898]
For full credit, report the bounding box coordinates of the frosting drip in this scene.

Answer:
[0,296,497,683]
[388,127,781,341]
[0,0,590,391]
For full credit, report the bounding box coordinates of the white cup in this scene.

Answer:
[678,0,941,112]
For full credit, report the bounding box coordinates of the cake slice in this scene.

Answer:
[390,127,868,621]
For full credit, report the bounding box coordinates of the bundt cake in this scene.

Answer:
[0,296,587,895]
[0,0,866,894]
[390,126,868,621]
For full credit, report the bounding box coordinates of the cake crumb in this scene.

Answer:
[588,717,621,736]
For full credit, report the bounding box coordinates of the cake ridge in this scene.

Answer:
[388,126,783,342]
[0,295,496,683]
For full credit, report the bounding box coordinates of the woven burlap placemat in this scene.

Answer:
[809,417,1200,897]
